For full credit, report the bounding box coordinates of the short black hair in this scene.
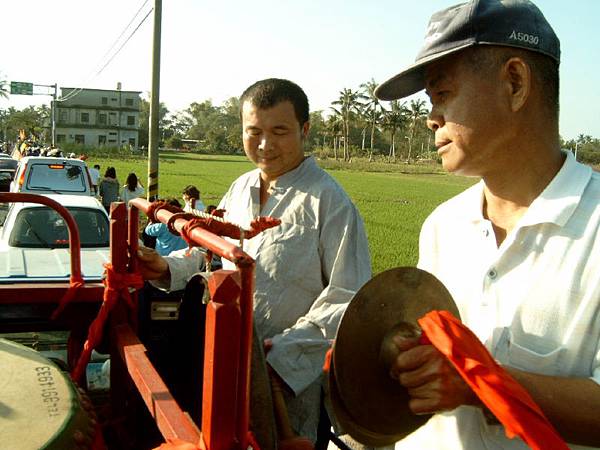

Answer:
[182,185,200,199]
[464,46,559,119]
[239,78,309,127]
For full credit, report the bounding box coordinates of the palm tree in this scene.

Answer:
[406,99,429,163]
[360,78,383,161]
[0,77,9,99]
[381,100,408,162]
[325,114,343,160]
[331,88,365,162]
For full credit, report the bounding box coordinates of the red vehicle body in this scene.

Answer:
[0,193,258,450]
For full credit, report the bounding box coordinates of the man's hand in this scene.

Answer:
[390,334,479,414]
[136,246,170,281]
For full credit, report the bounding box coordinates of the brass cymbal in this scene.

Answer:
[330,267,459,446]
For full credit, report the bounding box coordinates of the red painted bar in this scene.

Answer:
[115,324,205,447]
[128,197,259,450]
[128,203,140,273]
[236,263,255,450]
[0,283,104,303]
[0,192,83,283]
[128,198,253,265]
[202,271,242,450]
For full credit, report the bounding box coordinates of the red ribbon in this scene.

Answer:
[51,276,85,320]
[70,263,144,383]
[418,310,568,450]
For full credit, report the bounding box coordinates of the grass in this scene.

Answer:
[91,152,476,274]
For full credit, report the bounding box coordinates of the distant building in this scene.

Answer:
[55,85,141,150]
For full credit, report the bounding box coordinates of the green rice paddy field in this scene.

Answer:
[96,152,476,274]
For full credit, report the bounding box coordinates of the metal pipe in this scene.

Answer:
[129,198,253,265]
[0,192,82,282]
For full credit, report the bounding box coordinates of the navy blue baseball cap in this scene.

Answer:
[375,0,560,101]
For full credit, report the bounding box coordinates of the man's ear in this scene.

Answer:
[301,121,311,139]
[503,57,531,112]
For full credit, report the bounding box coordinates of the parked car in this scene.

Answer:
[0,154,18,192]
[0,194,110,282]
[10,156,93,196]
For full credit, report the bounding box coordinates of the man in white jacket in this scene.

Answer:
[138,78,371,442]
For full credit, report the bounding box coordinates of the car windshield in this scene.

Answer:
[9,206,109,248]
[25,163,87,193]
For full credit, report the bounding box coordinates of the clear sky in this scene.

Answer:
[1,0,598,140]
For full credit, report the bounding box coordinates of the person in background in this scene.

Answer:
[373,0,600,448]
[144,198,188,256]
[205,204,217,214]
[121,172,145,207]
[182,185,205,214]
[99,167,120,212]
[89,164,100,195]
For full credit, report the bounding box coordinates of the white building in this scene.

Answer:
[55,86,141,150]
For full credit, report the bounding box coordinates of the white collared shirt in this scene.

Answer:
[396,151,600,450]
[161,156,371,440]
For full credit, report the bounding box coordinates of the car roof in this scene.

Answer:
[9,194,106,211]
[18,156,87,164]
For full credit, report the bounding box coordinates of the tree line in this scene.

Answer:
[138,79,435,163]
[1,76,599,165]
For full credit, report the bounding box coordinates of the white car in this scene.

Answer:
[10,156,93,196]
[0,194,109,282]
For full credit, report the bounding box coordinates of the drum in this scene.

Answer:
[0,338,95,450]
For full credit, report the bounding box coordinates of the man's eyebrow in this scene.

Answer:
[425,73,445,95]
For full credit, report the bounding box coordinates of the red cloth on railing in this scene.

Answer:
[70,263,144,383]
[180,216,281,249]
[417,310,568,450]
[147,200,184,223]
[50,276,85,320]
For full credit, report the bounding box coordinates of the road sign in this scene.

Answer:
[10,81,33,95]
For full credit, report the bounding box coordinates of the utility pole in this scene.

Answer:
[147,0,162,201]
[51,84,57,147]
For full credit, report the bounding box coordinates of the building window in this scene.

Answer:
[98,135,106,145]
[81,112,89,123]
[127,116,135,126]
[108,139,116,144]
[56,134,66,143]
[125,98,134,106]
[60,111,68,122]
[101,97,108,105]
[111,98,117,102]
[109,132,117,136]
[98,113,107,125]
[74,135,85,144]
[129,138,136,147]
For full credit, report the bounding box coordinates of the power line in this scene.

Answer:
[97,0,151,67]
[95,8,153,78]
[56,2,153,102]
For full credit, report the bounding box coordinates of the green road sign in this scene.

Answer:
[10,81,33,95]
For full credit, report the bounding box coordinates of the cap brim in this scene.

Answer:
[375,43,475,101]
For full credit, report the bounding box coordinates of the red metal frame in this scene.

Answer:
[128,197,256,450]
[0,194,258,450]
[0,192,83,283]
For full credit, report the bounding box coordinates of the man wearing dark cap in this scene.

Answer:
[377,0,600,448]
